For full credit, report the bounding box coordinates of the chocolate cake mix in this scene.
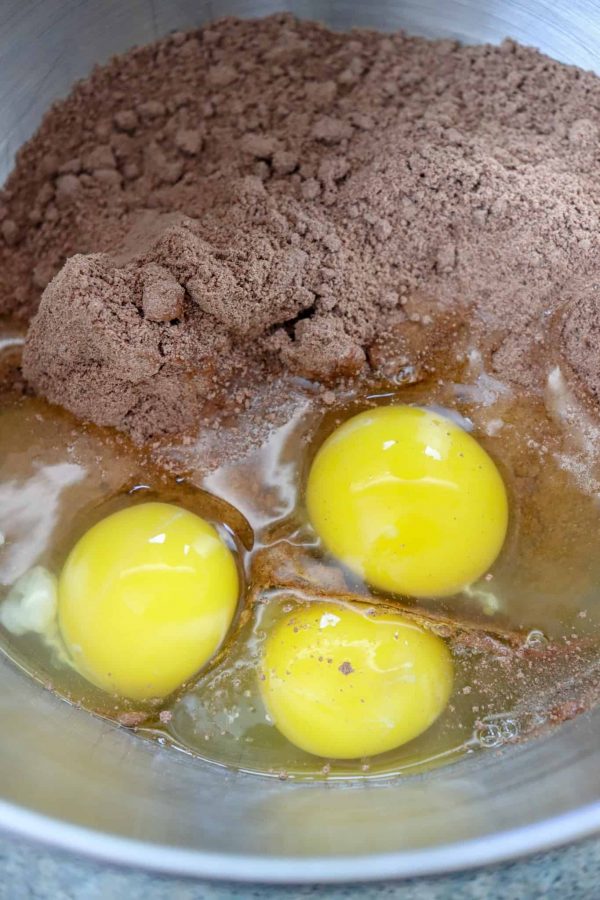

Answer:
[0,15,599,439]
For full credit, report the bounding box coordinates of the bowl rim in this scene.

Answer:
[1,796,599,882]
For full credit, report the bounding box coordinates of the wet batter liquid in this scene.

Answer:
[1,331,600,779]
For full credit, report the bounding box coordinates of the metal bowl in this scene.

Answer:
[2,0,600,883]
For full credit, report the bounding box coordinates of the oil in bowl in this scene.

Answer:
[1,335,600,781]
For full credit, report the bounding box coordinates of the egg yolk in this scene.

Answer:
[260,602,453,759]
[58,502,239,700]
[306,405,508,598]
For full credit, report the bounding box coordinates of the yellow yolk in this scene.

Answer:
[260,602,453,759]
[58,502,239,700]
[306,405,508,598]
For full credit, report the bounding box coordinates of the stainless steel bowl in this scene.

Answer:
[2,0,600,883]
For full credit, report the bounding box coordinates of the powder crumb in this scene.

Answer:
[174,128,204,156]
[141,263,185,322]
[117,711,148,727]
[1,220,19,246]
[114,109,138,133]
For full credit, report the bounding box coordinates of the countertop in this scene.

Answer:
[1,831,599,899]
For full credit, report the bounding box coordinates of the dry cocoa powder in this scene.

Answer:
[557,291,600,408]
[0,15,600,438]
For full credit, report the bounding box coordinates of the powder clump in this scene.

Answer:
[556,290,600,408]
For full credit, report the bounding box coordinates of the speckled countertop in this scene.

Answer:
[1,832,599,899]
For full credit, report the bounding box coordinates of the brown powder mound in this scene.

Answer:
[3,15,600,438]
[23,249,222,436]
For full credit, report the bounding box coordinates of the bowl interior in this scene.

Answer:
[1,0,600,882]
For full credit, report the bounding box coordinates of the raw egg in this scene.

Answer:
[260,602,453,759]
[58,502,239,700]
[306,405,508,598]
